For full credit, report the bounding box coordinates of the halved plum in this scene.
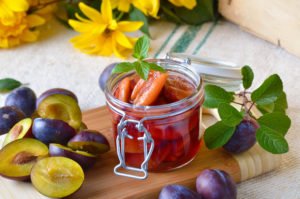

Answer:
[0,106,25,135]
[2,118,33,147]
[68,130,110,155]
[36,88,78,108]
[31,157,84,198]
[32,118,76,145]
[0,138,48,180]
[37,94,82,129]
[49,143,97,170]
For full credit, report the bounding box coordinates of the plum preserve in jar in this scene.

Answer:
[105,58,204,179]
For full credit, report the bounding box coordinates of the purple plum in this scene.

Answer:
[5,87,36,117]
[0,106,25,135]
[159,184,202,199]
[223,119,259,154]
[196,169,237,199]
[99,63,119,92]
[32,118,76,145]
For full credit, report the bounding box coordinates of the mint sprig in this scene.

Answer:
[0,78,23,93]
[204,65,291,154]
[112,35,165,80]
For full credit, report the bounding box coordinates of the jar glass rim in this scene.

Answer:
[105,59,204,111]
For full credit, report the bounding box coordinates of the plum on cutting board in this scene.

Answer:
[0,106,25,135]
[32,118,76,145]
[31,156,84,198]
[5,87,36,117]
[159,184,202,199]
[0,138,48,181]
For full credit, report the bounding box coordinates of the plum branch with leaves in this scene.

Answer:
[203,66,291,154]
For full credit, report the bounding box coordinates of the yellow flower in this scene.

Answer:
[110,0,132,12]
[0,12,45,48]
[69,0,143,58]
[169,0,197,10]
[133,0,160,18]
[28,0,56,21]
[0,0,29,25]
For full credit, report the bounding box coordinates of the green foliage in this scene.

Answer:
[203,85,234,108]
[133,35,149,60]
[0,78,22,93]
[218,103,243,127]
[241,65,254,89]
[129,7,150,36]
[258,113,291,136]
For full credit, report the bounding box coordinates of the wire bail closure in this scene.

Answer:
[112,107,155,180]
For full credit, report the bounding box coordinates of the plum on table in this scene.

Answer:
[49,143,97,170]
[3,118,33,147]
[5,87,36,117]
[68,130,110,155]
[32,118,76,145]
[31,156,84,198]
[0,138,48,181]
[159,184,202,199]
[0,106,25,135]
[196,169,236,199]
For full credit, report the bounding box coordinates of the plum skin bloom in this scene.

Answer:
[69,0,143,58]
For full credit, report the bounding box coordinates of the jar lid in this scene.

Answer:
[166,52,242,91]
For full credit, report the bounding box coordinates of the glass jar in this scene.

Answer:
[105,58,204,179]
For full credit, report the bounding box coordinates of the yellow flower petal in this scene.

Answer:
[0,38,9,48]
[133,0,160,19]
[79,2,102,23]
[113,31,133,48]
[117,21,143,32]
[3,0,29,12]
[169,0,196,9]
[118,0,131,12]
[27,14,45,28]
[75,13,90,23]
[20,30,39,42]
[69,19,106,34]
[101,0,113,24]
[110,0,118,9]
[0,2,15,25]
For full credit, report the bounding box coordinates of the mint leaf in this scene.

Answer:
[258,112,291,136]
[204,121,236,149]
[251,74,283,105]
[256,126,289,154]
[0,78,22,93]
[203,85,234,108]
[142,61,166,72]
[274,91,288,112]
[134,61,150,80]
[241,65,254,89]
[130,7,151,37]
[133,35,150,60]
[112,62,134,74]
[218,103,243,127]
[257,103,275,115]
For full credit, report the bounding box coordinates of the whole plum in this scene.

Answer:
[5,87,36,117]
[223,119,259,154]
[196,169,236,199]
[0,106,25,135]
[32,118,76,145]
[159,185,202,199]
[99,62,118,92]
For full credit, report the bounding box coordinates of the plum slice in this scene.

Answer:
[68,130,110,155]
[49,143,97,170]
[0,138,48,180]
[0,106,25,135]
[32,118,76,145]
[31,157,84,198]
[3,118,33,147]
[37,94,82,129]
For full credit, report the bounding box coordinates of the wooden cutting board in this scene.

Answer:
[0,106,282,199]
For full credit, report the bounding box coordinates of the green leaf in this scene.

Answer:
[204,121,236,149]
[133,35,150,60]
[134,61,150,80]
[274,91,288,112]
[241,65,254,89]
[256,126,289,154]
[160,4,184,24]
[257,103,275,115]
[142,61,166,72]
[129,7,151,37]
[203,85,234,108]
[257,112,291,136]
[218,103,243,127]
[0,78,22,93]
[251,74,283,105]
[112,62,135,74]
